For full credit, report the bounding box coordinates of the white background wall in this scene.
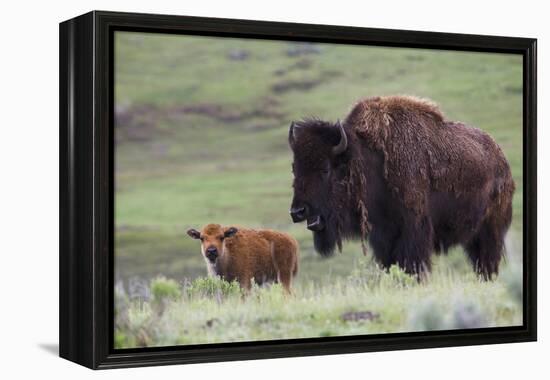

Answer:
[1,0,546,378]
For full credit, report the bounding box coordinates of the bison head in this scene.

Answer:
[288,119,351,256]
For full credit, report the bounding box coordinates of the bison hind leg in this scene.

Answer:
[464,218,507,280]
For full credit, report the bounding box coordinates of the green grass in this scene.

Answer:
[114,32,524,347]
[115,258,522,348]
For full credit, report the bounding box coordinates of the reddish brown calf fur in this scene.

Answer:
[187,224,299,294]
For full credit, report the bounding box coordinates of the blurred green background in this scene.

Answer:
[114,31,523,289]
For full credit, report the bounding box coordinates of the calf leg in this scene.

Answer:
[270,241,296,295]
[277,269,293,295]
[238,273,253,295]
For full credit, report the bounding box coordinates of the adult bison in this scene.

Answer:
[288,95,515,279]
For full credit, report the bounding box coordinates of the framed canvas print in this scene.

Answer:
[59,11,537,369]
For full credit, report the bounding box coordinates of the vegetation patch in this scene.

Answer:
[114,258,522,348]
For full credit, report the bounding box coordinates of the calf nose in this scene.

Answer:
[290,206,307,223]
[205,246,218,262]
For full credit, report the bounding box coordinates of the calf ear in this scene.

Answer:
[187,228,201,239]
[224,227,238,238]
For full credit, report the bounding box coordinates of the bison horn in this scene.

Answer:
[289,121,300,145]
[332,120,348,156]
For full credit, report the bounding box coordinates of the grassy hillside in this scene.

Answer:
[114,32,523,347]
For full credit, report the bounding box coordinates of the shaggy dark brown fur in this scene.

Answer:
[187,224,299,293]
[288,95,514,279]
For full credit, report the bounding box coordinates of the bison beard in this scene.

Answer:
[289,95,515,280]
[311,212,343,256]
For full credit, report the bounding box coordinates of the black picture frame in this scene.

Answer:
[59,10,537,369]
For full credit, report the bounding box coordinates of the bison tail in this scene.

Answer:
[465,174,514,280]
[490,174,515,233]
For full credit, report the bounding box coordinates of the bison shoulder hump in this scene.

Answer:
[346,95,445,132]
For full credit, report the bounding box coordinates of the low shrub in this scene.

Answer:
[384,264,417,288]
[348,259,417,290]
[451,299,486,329]
[407,298,448,331]
[151,276,182,301]
[501,261,523,304]
[185,276,242,299]
[150,276,182,315]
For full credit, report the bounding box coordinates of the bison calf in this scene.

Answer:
[187,224,299,294]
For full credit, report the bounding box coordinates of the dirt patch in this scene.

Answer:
[286,42,322,57]
[504,85,522,94]
[271,70,343,94]
[340,310,380,322]
[405,54,425,62]
[271,78,324,93]
[171,97,286,123]
[205,318,220,328]
[255,317,272,325]
[227,49,250,61]
[274,58,314,76]
[245,123,280,132]
[115,104,159,143]
[116,97,287,143]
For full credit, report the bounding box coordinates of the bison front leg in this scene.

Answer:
[390,216,433,277]
[464,219,505,280]
[369,228,397,270]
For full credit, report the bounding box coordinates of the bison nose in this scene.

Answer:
[290,206,307,223]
